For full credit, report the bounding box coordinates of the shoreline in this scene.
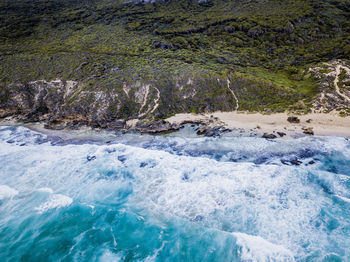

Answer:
[166,111,350,138]
[1,111,350,139]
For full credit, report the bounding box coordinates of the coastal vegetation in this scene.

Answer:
[0,0,349,125]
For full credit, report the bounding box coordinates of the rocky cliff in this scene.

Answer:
[0,73,299,130]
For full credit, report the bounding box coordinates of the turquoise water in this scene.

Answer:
[0,125,350,261]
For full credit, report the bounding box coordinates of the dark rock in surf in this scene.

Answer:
[281,158,302,166]
[277,132,286,137]
[118,155,127,163]
[205,126,231,137]
[204,128,217,137]
[87,155,96,161]
[262,133,277,139]
[290,159,302,165]
[140,162,148,168]
[196,126,208,135]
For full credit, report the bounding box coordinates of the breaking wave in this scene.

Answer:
[0,125,349,261]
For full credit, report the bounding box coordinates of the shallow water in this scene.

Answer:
[0,125,350,261]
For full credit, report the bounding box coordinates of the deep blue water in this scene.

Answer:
[0,125,350,261]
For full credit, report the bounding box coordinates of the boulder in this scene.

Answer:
[204,126,230,137]
[196,126,208,135]
[107,120,126,130]
[86,155,96,161]
[303,127,314,135]
[277,132,286,137]
[262,133,277,139]
[287,116,300,123]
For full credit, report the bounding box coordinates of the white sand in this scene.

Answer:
[166,111,350,138]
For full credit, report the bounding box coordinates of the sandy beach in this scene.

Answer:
[1,111,350,139]
[166,111,350,138]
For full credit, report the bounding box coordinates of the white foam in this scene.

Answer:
[233,232,295,262]
[119,144,335,258]
[99,250,124,262]
[1,126,350,260]
[335,195,350,203]
[35,194,73,213]
[0,126,49,146]
[37,187,54,193]
[144,241,166,262]
[0,185,18,200]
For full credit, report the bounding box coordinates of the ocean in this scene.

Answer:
[0,125,349,261]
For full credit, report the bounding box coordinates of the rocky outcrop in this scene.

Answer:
[133,119,180,133]
[195,125,230,137]
[262,133,277,139]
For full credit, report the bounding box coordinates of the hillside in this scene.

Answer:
[0,0,350,129]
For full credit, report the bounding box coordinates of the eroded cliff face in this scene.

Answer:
[1,79,114,128]
[1,79,154,129]
[0,75,240,130]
